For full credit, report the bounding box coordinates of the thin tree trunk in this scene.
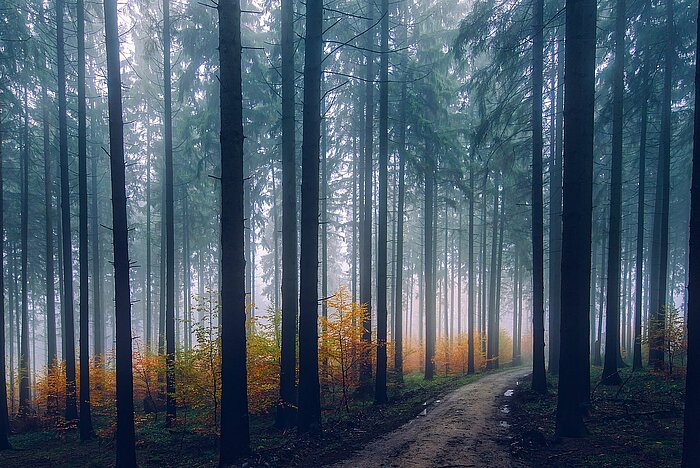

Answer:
[0,102,11,450]
[276,0,298,429]
[424,152,436,380]
[602,0,626,386]
[359,0,375,391]
[394,65,407,375]
[375,0,389,403]
[467,146,476,374]
[163,0,177,426]
[43,86,57,379]
[633,69,649,370]
[548,29,563,375]
[77,0,95,437]
[531,0,547,393]
[57,0,78,422]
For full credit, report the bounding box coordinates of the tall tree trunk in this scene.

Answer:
[19,87,30,417]
[57,0,78,422]
[146,108,152,352]
[487,175,499,371]
[531,0,547,393]
[602,0,626,385]
[649,0,674,370]
[276,0,298,429]
[375,0,390,403]
[91,110,103,361]
[0,102,10,450]
[43,86,57,384]
[633,54,649,371]
[158,181,166,355]
[394,71,407,376]
[103,0,136,463]
[548,29,564,375]
[77,0,95,438]
[682,6,700,462]
[163,0,177,426]
[467,145,476,374]
[218,0,251,460]
[424,152,436,380]
[555,0,596,437]
[297,0,323,435]
[359,0,375,391]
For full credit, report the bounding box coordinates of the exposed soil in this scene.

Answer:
[333,367,530,468]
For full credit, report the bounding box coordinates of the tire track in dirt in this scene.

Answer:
[332,367,530,468]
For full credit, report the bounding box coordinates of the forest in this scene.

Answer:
[0,0,699,466]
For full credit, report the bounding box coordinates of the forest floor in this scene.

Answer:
[506,366,685,467]
[0,367,523,467]
[333,366,530,467]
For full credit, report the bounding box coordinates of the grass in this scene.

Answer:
[506,366,685,467]
[0,368,501,467]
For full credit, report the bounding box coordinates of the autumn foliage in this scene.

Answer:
[23,286,529,437]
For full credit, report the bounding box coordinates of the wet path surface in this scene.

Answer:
[333,367,530,468]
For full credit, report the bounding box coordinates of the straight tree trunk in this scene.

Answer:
[682,7,700,462]
[43,86,57,378]
[146,109,152,352]
[91,111,103,361]
[394,73,407,376]
[467,145,476,374]
[487,175,500,371]
[602,0,626,386]
[633,60,649,371]
[276,0,298,429]
[0,106,10,450]
[531,0,547,393]
[103,0,136,463]
[424,154,436,380]
[77,0,95,437]
[375,0,389,404]
[548,30,564,375]
[555,0,596,437]
[297,0,323,435]
[57,0,78,422]
[359,0,375,391]
[19,88,30,417]
[163,0,177,426]
[218,0,251,460]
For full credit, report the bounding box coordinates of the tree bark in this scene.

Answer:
[531,0,547,393]
[682,6,700,463]
[276,0,298,430]
[359,0,375,391]
[548,29,563,375]
[218,0,251,460]
[163,0,177,426]
[57,0,78,422]
[0,101,11,451]
[297,0,323,435]
[103,0,136,463]
[424,150,436,380]
[555,0,596,437]
[77,0,95,437]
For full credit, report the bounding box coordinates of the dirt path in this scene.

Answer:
[333,367,530,468]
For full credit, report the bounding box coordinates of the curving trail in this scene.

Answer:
[333,367,530,468]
